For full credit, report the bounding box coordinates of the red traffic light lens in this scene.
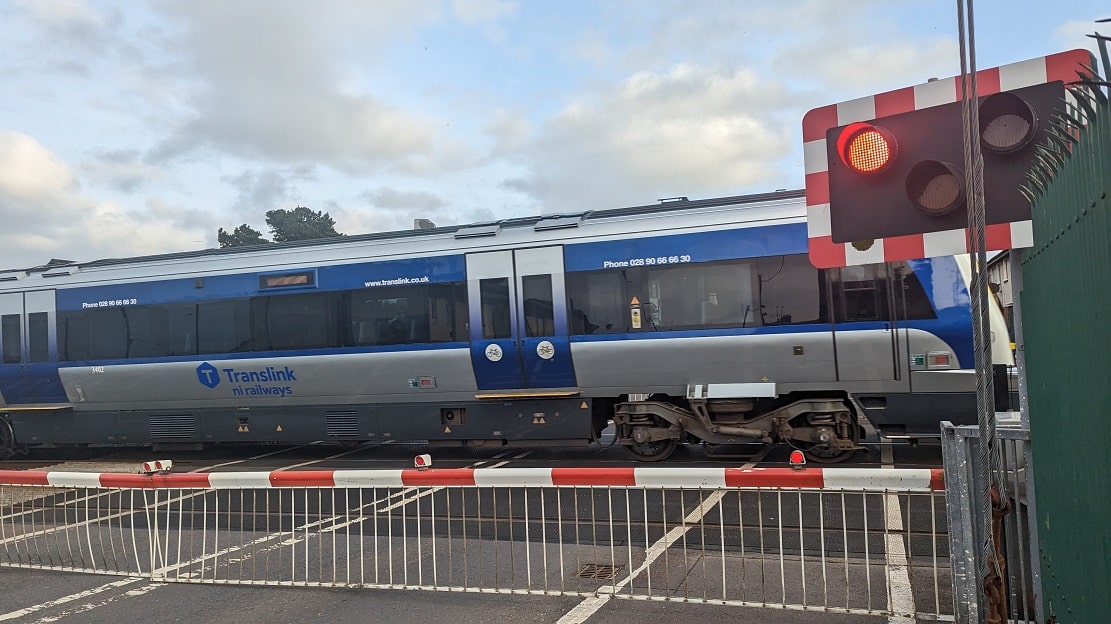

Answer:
[905,160,965,216]
[837,122,897,175]
[979,92,1038,153]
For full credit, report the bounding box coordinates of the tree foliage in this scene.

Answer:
[217,206,344,248]
[217,224,269,248]
[265,206,342,242]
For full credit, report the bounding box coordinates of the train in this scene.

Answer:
[0,189,1012,462]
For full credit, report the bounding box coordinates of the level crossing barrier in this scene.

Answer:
[1,466,950,619]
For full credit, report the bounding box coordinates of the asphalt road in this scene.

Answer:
[0,568,894,624]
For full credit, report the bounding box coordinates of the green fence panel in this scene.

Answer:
[1022,78,1111,623]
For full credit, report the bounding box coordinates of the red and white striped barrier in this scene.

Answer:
[0,467,944,491]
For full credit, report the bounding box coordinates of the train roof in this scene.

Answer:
[1,189,806,285]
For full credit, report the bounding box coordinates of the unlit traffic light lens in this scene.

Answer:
[837,123,897,175]
[905,160,965,216]
[979,92,1038,153]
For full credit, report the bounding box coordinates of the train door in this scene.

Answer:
[829,264,907,384]
[466,247,577,390]
[0,290,66,404]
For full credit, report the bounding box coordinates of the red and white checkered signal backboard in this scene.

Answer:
[803,49,1092,268]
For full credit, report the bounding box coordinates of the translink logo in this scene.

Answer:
[195,362,298,398]
[196,362,221,388]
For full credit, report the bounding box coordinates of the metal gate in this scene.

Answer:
[2,466,949,619]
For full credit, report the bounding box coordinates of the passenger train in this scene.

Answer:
[0,190,1012,462]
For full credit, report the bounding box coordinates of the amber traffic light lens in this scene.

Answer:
[979,92,1038,153]
[905,160,965,216]
[838,123,897,175]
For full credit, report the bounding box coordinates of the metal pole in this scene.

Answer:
[955,0,1005,618]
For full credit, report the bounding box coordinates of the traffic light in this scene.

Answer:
[825,81,1064,244]
[803,49,1092,268]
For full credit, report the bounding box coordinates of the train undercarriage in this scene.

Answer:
[0,390,866,463]
[612,393,864,463]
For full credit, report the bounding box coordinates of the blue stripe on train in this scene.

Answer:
[563,223,808,273]
[54,254,467,311]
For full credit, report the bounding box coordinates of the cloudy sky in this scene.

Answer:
[0,0,1105,270]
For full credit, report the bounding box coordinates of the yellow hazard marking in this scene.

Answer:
[275,425,283,432]
[630,296,640,305]
[237,425,249,433]
[580,401,589,409]
[444,426,452,433]
[532,416,547,424]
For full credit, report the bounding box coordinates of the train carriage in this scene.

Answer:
[0,190,1012,461]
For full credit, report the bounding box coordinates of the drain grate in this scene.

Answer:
[576,563,622,580]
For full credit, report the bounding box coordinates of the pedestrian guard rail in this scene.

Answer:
[2,466,950,620]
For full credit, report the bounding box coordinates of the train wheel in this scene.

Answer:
[624,438,677,462]
[799,423,860,464]
[802,443,856,464]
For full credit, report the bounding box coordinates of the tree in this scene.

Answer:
[265,206,342,242]
[218,224,269,248]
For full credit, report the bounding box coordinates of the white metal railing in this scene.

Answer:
[1,466,950,619]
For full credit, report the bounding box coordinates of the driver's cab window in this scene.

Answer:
[831,264,891,322]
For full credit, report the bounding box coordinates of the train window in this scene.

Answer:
[197,299,252,354]
[893,262,937,320]
[480,278,511,339]
[566,270,625,334]
[122,303,199,358]
[164,304,199,355]
[28,312,49,362]
[59,308,127,361]
[521,274,554,337]
[643,260,758,329]
[754,255,826,325]
[1,314,19,363]
[427,282,467,342]
[124,306,167,358]
[348,282,466,346]
[254,292,338,351]
[832,264,891,322]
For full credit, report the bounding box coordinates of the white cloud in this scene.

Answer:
[484,109,532,156]
[16,0,103,33]
[364,187,447,212]
[81,151,165,193]
[1054,20,1104,62]
[149,2,452,172]
[451,0,517,25]
[518,64,791,211]
[0,132,212,268]
[0,131,78,208]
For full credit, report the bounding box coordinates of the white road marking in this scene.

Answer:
[0,578,143,622]
[882,443,916,623]
[556,458,760,623]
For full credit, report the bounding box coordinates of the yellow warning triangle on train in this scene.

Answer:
[275,425,283,432]
[444,426,452,433]
[630,296,640,305]
[581,401,589,409]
